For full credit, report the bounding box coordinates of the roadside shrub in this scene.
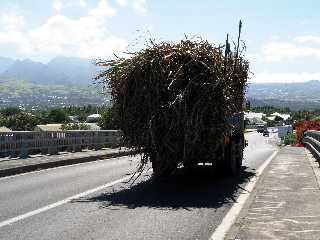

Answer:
[295,120,320,143]
[283,133,296,145]
[98,108,118,130]
[5,112,41,131]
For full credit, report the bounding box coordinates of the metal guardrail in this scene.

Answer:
[0,130,121,158]
[303,130,320,160]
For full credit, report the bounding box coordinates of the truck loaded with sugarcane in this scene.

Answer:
[96,22,249,177]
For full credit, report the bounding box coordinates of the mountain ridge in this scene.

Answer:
[0,56,319,110]
[0,56,96,86]
[247,80,320,110]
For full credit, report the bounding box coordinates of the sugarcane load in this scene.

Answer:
[96,22,249,177]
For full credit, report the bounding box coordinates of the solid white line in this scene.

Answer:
[0,174,133,228]
[209,150,278,240]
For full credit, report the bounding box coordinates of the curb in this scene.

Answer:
[211,149,279,240]
[305,148,320,190]
[0,150,134,178]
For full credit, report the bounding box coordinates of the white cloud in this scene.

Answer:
[262,41,320,62]
[0,10,25,32]
[53,0,64,12]
[246,53,259,63]
[132,0,148,15]
[116,0,128,7]
[78,36,127,58]
[252,71,320,83]
[0,0,127,60]
[116,0,148,15]
[79,0,87,7]
[0,10,31,53]
[294,35,320,44]
[88,0,117,19]
[53,0,87,12]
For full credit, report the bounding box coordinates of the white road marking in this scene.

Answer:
[209,150,278,240]
[0,174,133,228]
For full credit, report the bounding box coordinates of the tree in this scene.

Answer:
[98,108,117,130]
[274,115,284,122]
[0,114,8,127]
[0,107,21,116]
[6,112,41,131]
[47,109,69,123]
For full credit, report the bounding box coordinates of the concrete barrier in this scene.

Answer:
[0,130,121,158]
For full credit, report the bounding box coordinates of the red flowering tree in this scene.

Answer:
[295,120,320,144]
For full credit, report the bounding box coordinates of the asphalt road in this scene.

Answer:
[0,131,278,240]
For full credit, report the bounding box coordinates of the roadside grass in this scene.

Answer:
[283,133,297,146]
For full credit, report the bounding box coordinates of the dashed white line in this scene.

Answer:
[0,174,133,228]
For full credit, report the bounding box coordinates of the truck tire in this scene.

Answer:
[224,141,239,176]
[235,142,244,169]
[152,157,177,177]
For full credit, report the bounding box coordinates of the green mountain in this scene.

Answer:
[0,79,108,109]
[1,55,320,110]
[2,57,96,85]
[247,80,320,110]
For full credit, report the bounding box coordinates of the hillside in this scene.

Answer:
[247,80,320,110]
[0,57,15,74]
[0,56,105,109]
[1,56,320,110]
[0,79,107,109]
[1,56,96,85]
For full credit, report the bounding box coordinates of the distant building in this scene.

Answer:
[271,112,291,121]
[267,116,276,121]
[245,112,266,128]
[0,126,12,132]
[86,114,101,123]
[68,115,79,123]
[34,124,63,131]
[245,112,266,120]
[278,125,293,139]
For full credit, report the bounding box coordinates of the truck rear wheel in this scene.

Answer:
[152,157,177,177]
[235,142,244,169]
[224,141,239,176]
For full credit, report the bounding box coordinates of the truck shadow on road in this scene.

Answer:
[74,166,255,211]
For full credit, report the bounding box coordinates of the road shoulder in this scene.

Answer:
[0,148,133,178]
[226,146,320,240]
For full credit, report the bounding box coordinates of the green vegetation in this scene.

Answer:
[250,106,320,125]
[283,133,297,145]
[46,109,69,123]
[98,108,118,130]
[0,111,41,131]
[0,106,116,131]
[61,123,91,130]
[251,106,291,115]
[0,79,107,109]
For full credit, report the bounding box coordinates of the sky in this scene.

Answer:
[1,0,320,83]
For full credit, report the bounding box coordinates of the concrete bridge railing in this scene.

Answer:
[303,130,320,160]
[0,130,121,158]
